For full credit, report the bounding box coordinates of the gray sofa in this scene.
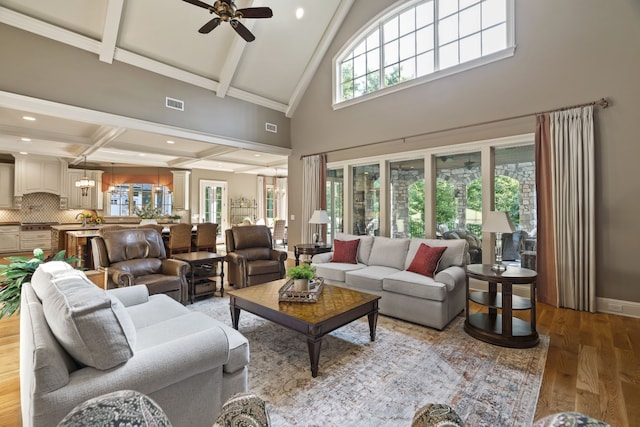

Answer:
[20,261,249,427]
[312,233,468,330]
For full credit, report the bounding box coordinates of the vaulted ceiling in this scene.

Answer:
[0,0,354,174]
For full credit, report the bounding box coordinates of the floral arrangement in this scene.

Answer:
[0,249,80,318]
[133,203,162,219]
[75,212,103,224]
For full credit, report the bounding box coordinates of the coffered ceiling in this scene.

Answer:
[0,0,355,174]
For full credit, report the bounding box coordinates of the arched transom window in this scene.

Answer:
[334,0,515,108]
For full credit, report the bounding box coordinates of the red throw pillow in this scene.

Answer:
[331,239,360,264]
[407,243,447,277]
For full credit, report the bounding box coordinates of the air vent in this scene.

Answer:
[265,122,278,133]
[165,97,184,111]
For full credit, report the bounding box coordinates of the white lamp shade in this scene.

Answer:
[309,210,330,224]
[482,211,516,233]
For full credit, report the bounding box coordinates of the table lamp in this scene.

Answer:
[483,211,516,272]
[308,210,330,246]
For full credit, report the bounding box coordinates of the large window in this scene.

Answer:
[108,184,172,217]
[335,0,514,106]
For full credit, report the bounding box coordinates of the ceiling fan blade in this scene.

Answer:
[230,20,255,42]
[181,0,213,11]
[199,17,221,33]
[236,7,273,19]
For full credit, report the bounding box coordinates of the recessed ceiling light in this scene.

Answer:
[167,140,175,144]
[21,137,31,142]
[23,116,36,121]
[295,7,304,19]
[254,154,261,157]
[19,151,28,155]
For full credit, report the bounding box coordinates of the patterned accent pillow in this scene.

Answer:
[407,243,447,278]
[59,390,171,427]
[214,392,270,427]
[331,239,360,264]
[411,403,464,427]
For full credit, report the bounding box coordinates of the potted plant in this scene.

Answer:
[169,214,182,223]
[0,248,80,319]
[286,264,316,292]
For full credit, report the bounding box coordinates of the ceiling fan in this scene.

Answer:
[182,0,273,42]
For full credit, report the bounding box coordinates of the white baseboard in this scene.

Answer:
[597,297,640,318]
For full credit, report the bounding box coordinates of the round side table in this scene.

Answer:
[294,243,332,266]
[465,264,538,348]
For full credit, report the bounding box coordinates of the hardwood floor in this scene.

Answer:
[1,255,638,425]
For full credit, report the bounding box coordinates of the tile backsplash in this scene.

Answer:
[0,193,102,224]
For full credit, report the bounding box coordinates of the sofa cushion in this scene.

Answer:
[383,271,447,302]
[314,262,366,283]
[133,274,182,294]
[34,263,137,370]
[335,233,374,265]
[367,237,410,270]
[112,258,163,277]
[407,244,447,278]
[331,239,360,264]
[405,238,467,271]
[346,265,401,292]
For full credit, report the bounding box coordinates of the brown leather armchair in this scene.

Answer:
[91,228,189,303]
[225,225,287,288]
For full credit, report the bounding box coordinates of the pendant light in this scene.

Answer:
[154,168,163,194]
[75,155,95,196]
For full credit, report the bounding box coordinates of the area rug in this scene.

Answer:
[189,297,549,427]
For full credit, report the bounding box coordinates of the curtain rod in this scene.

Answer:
[300,97,609,159]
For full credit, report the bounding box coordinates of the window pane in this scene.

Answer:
[366,30,379,50]
[482,0,507,28]
[341,59,353,82]
[390,159,425,238]
[352,165,380,236]
[438,0,457,19]
[367,48,380,73]
[383,41,399,67]
[354,53,366,78]
[459,4,481,38]
[384,65,401,86]
[438,14,458,45]
[460,33,481,63]
[365,71,380,93]
[482,23,506,54]
[399,33,416,61]
[416,25,434,53]
[416,51,434,76]
[353,39,366,57]
[399,7,416,36]
[439,41,459,69]
[416,1,434,28]
[400,57,416,80]
[383,16,399,42]
[342,79,354,100]
[354,76,366,97]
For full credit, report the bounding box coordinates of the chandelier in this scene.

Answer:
[75,155,95,196]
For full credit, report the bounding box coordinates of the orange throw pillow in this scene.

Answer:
[407,243,447,277]
[331,239,360,264]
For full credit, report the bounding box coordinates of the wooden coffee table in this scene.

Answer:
[227,280,380,377]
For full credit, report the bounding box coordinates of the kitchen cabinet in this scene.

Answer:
[13,155,67,196]
[0,226,20,253]
[21,230,52,252]
[66,169,104,210]
[0,164,14,208]
[171,170,190,210]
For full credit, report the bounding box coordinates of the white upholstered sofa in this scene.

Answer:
[312,233,468,330]
[20,261,249,427]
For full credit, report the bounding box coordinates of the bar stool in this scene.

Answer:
[166,223,192,256]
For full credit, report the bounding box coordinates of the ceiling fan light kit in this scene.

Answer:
[182,0,273,42]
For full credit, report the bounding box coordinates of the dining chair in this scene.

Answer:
[166,223,192,256]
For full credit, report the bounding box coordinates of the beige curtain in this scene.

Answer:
[536,106,596,311]
[256,176,265,223]
[302,154,326,243]
[275,177,288,223]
